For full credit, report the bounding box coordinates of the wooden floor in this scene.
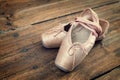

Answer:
[0,0,120,80]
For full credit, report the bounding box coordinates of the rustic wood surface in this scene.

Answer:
[0,0,120,80]
[96,66,120,80]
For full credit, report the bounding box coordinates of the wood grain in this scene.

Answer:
[0,0,62,14]
[0,29,120,80]
[0,0,64,31]
[13,0,119,27]
[0,33,119,80]
[0,2,119,59]
[96,67,120,80]
[0,0,120,80]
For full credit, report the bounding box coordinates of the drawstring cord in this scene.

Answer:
[75,17,102,38]
[68,43,87,70]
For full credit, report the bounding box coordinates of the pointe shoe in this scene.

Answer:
[41,12,109,49]
[55,8,109,72]
[41,22,72,48]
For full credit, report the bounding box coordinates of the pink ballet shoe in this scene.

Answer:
[41,22,72,48]
[55,8,109,72]
[41,9,109,48]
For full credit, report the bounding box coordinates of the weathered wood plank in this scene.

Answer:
[0,32,119,80]
[0,15,9,31]
[95,67,120,80]
[12,0,119,27]
[0,1,120,80]
[0,0,62,14]
[0,42,58,79]
[0,0,64,31]
[0,22,120,77]
[0,2,119,59]
[0,11,120,80]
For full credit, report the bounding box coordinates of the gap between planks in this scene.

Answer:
[0,2,119,57]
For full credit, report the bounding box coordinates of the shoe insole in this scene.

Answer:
[72,25,91,43]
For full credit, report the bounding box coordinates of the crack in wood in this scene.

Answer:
[91,65,120,80]
[32,0,119,25]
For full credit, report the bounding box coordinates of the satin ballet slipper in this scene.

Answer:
[55,8,109,72]
[41,22,73,48]
[41,9,109,48]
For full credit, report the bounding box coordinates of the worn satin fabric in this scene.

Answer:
[41,8,109,48]
[41,23,68,48]
[55,8,109,71]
